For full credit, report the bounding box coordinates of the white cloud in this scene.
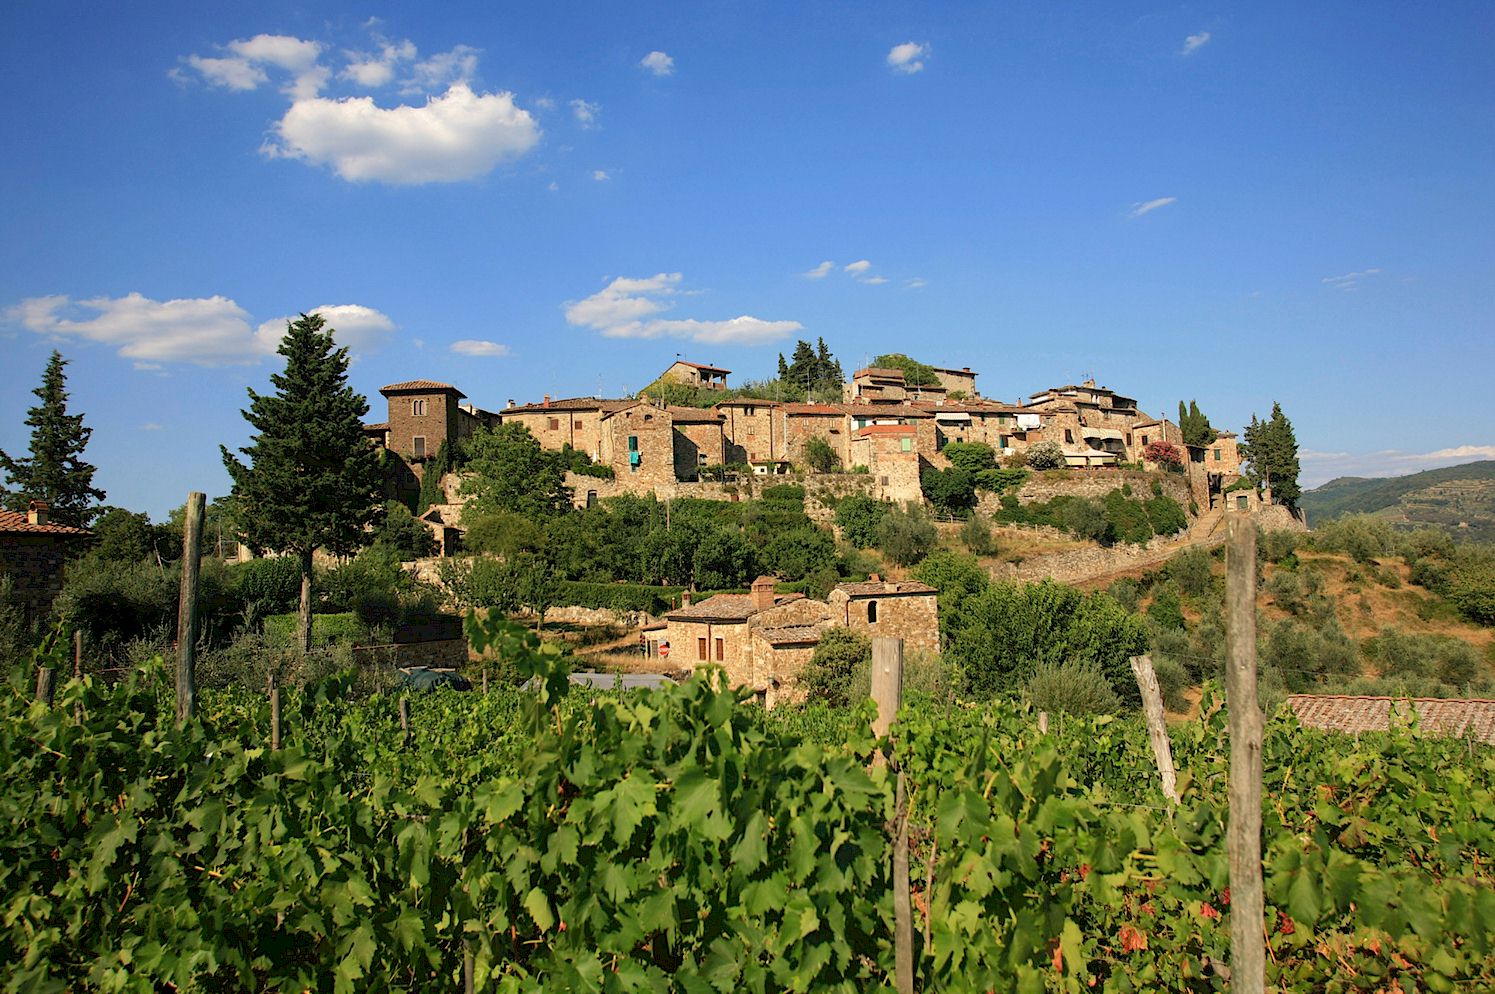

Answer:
[140,423,164,431]
[1129,196,1177,218]
[405,45,480,93]
[564,273,800,345]
[641,51,676,76]
[450,339,511,357]
[1181,31,1212,55]
[906,277,928,289]
[1322,267,1383,291]
[342,38,417,87]
[10,293,395,366]
[571,98,601,127]
[844,259,873,274]
[803,260,835,279]
[862,275,889,285]
[184,34,327,98]
[547,180,560,191]
[593,169,611,181]
[1300,445,1495,489]
[887,42,930,74]
[268,84,541,184]
[255,304,396,353]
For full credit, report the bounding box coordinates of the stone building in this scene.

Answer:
[668,407,726,480]
[1021,379,1156,466]
[663,575,940,705]
[0,502,91,625]
[498,396,634,463]
[662,360,731,391]
[714,398,784,464]
[929,365,979,397]
[849,425,925,502]
[380,380,483,462]
[1186,430,1248,511]
[598,400,678,492]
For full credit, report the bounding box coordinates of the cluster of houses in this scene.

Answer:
[366,359,1254,519]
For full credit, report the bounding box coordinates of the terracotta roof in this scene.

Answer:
[362,421,389,431]
[782,404,844,416]
[505,397,634,414]
[853,367,907,379]
[928,365,978,376]
[666,406,726,424]
[841,404,931,418]
[712,397,782,409]
[0,510,92,537]
[667,592,803,622]
[671,360,732,374]
[834,579,936,597]
[756,625,826,647]
[854,424,917,439]
[909,400,1020,414]
[381,380,466,397]
[1288,695,1495,744]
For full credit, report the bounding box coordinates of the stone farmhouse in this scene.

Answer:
[646,574,938,704]
[0,502,91,625]
[363,364,1251,512]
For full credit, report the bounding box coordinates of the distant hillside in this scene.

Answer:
[1301,460,1495,541]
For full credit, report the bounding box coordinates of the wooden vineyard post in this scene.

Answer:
[175,491,206,723]
[871,637,913,994]
[482,667,489,694]
[35,666,55,705]
[1038,710,1049,735]
[1225,516,1265,994]
[399,696,411,734]
[73,630,84,679]
[463,944,474,994]
[1129,655,1179,806]
[268,672,282,751]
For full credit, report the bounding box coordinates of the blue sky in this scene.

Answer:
[3,2,1492,519]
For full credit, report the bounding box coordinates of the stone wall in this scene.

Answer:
[718,403,782,463]
[0,536,72,626]
[665,618,754,687]
[602,405,677,491]
[827,589,940,653]
[1006,468,1191,507]
[504,408,607,462]
[673,422,724,479]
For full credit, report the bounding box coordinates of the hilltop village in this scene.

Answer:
[364,358,1267,535]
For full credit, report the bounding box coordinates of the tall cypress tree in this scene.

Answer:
[221,314,384,652]
[1241,402,1301,508]
[0,350,105,527]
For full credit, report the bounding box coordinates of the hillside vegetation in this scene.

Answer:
[1300,460,1495,540]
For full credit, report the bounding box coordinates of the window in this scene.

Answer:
[1125,433,1132,446]
[745,406,756,416]
[548,417,560,431]
[1141,434,1149,447]
[574,419,584,429]
[412,436,426,458]
[900,437,913,452]
[628,436,639,451]
[714,638,724,661]
[879,475,889,486]
[1237,494,1249,510]
[867,600,878,623]
[1213,448,1222,462]
[586,490,598,508]
[698,638,708,660]
[411,399,427,416]
[1064,429,1074,443]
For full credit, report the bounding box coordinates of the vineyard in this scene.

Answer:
[4,616,1495,993]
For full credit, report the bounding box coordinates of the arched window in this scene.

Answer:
[867,600,878,623]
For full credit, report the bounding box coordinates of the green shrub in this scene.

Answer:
[877,504,938,566]
[800,627,871,707]
[1025,661,1121,716]
[973,468,1028,493]
[1107,577,1141,613]
[1165,547,1214,597]
[941,441,997,474]
[959,514,997,556]
[920,467,977,517]
[803,436,839,473]
[835,494,890,548]
[1104,489,1153,545]
[1447,551,1495,626]
[554,580,684,616]
[1364,627,1481,686]
[372,501,438,560]
[1144,495,1188,537]
[1150,654,1191,712]
[1146,586,1186,630]
[264,612,369,647]
[231,555,302,614]
[1258,529,1300,564]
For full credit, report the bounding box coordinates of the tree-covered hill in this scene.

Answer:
[1300,460,1495,539]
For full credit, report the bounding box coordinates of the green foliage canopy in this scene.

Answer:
[0,350,105,526]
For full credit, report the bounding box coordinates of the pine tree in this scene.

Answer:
[777,354,790,381]
[1241,402,1301,508]
[1177,399,1218,448]
[0,351,105,527]
[220,314,384,652]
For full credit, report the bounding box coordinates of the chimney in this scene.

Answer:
[26,501,48,526]
[507,399,515,409]
[681,590,692,607]
[869,572,881,582]
[751,575,776,612]
[543,395,551,408]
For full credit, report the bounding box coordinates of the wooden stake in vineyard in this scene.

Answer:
[871,636,913,994]
[1225,516,1265,994]
[175,491,206,723]
[1129,654,1179,806]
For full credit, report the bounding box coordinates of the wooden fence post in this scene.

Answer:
[400,696,411,734]
[463,943,474,994]
[1038,710,1049,735]
[482,668,489,694]
[1225,516,1264,994]
[35,667,55,705]
[1129,655,1179,805]
[175,491,205,723]
[268,672,282,751]
[72,630,84,679]
[871,636,913,994]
